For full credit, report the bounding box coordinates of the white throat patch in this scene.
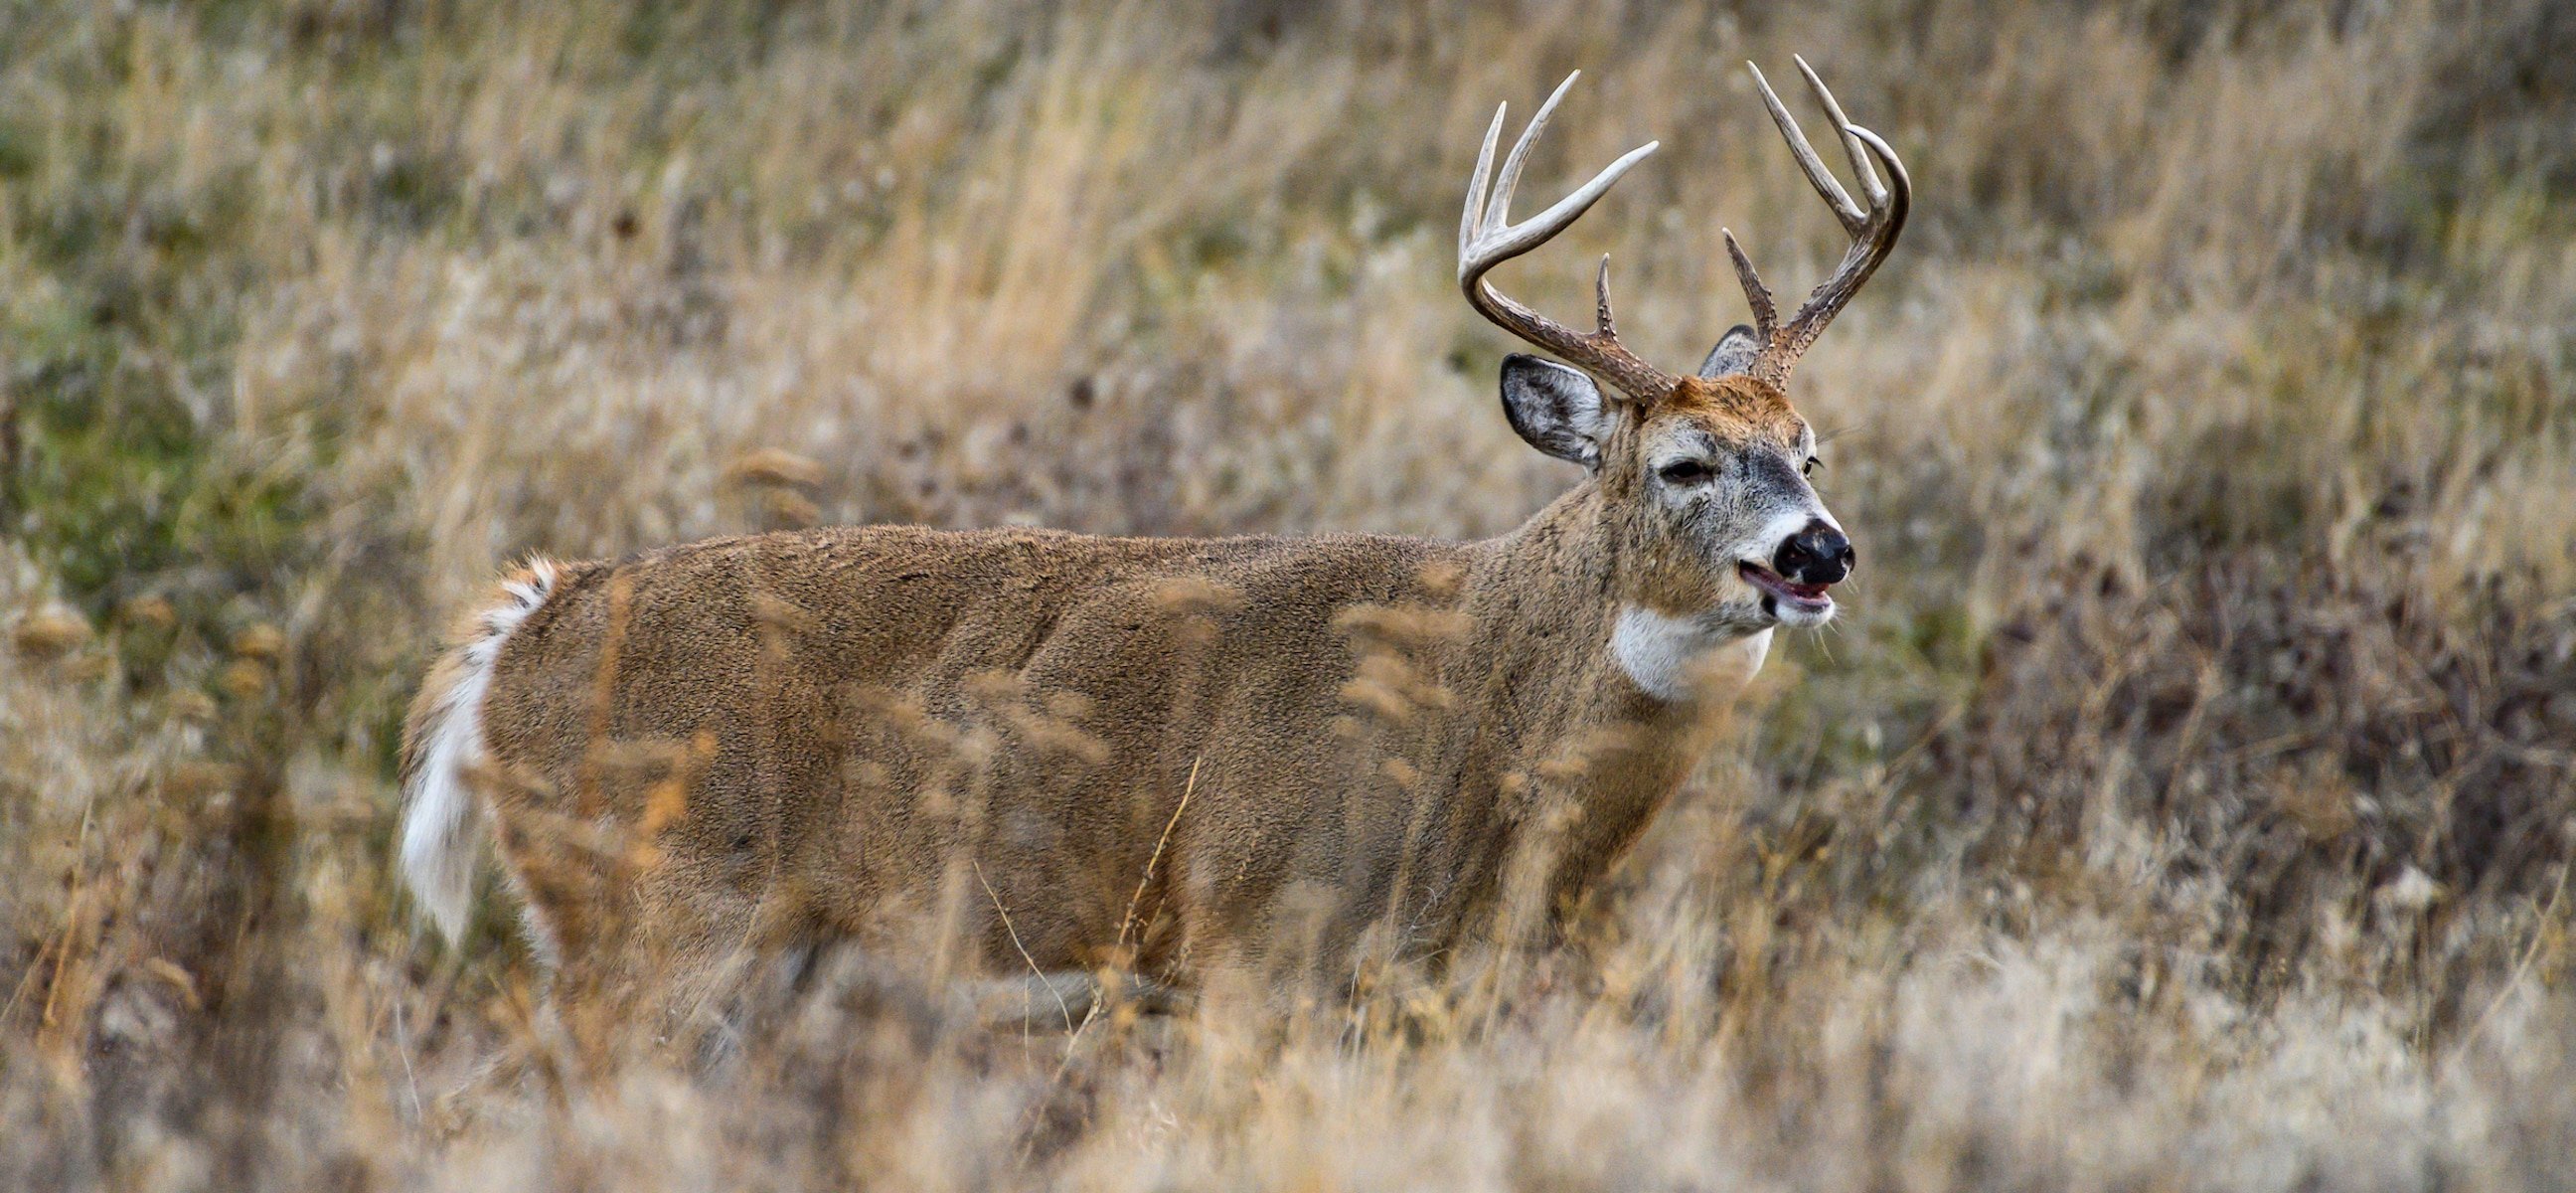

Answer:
[1609,605,1772,702]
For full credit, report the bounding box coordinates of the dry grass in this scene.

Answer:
[4,0,2575,1188]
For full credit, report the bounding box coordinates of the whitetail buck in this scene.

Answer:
[401,60,1906,1034]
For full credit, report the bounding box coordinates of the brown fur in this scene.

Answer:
[402,374,1822,1030]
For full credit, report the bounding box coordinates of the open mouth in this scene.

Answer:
[1738,562,1835,612]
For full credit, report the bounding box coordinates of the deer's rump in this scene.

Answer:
[468,523,1483,980]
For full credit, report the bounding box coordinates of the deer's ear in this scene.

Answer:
[1500,354,1607,468]
[1696,324,1763,379]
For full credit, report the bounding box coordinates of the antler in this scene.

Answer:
[1459,72,1680,404]
[1722,57,1911,388]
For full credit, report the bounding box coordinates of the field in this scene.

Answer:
[5,0,2575,1188]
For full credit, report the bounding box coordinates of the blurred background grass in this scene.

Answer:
[3,0,2574,1188]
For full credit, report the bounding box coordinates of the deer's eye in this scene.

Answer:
[1658,459,1713,486]
[1803,456,1822,477]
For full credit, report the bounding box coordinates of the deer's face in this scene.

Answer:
[1630,377,1849,631]
[1501,346,1852,634]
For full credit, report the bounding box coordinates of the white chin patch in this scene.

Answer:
[1609,606,1772,702]
[1768,594,1837,628]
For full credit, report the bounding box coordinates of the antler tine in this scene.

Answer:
[1458,72,1677,403]
[1852,124,1911,215]
[1735,60,1912,388]
[1594,255,1617,337]
[1747,61,1867,237]
[1486,71,1581,235]
[1461,101,1508,263]
[1720,228,1776,341]
[1793,54,1885,207]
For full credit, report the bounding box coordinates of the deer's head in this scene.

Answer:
[1462,61,1907,638]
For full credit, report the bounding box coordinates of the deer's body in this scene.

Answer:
[401,60,1909,1029]
[412,470,1766,994]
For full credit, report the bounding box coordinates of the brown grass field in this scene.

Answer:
[4,0,2575,1188]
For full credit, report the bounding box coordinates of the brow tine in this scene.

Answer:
[1462,102,1508,259]
[1593,255,1616,337]
[1749,61,1865,234]
[1487,71,1582,233]
[1794,55,1884,206]
[1721,228,1777,340]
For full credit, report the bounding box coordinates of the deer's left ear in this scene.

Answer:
[1500,354,1607,468]
[1696,324,1763,379]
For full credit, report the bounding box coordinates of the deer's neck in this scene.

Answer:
[1471,482,1772,716]
[1350,484,1772,942]
[1452,481,1772,824]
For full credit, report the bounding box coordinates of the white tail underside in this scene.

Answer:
[399,559,560,941]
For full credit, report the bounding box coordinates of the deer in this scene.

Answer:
[399,59,1908,1042]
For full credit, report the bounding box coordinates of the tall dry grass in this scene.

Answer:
[3,0,2574,1188]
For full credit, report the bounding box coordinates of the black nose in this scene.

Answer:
[1773,521,1854,586]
